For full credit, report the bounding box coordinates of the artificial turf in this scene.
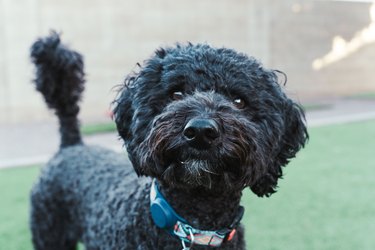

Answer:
[243,119,375,250]
[1,120,374,250]
[81,122,117,136]
[0,166,39,250]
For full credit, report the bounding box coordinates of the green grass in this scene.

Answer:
[302,103,332,111]
[81,122,116,135]
[1,120,375,249]
[0,166,39,250]
[346,92,375,100]
[242,119,375,249]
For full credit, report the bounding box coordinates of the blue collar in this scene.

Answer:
[150,179,244,248]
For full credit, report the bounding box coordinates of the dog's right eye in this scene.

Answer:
[171,91,184,101]
[233,97,245,109]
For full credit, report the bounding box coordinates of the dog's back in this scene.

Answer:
[31,144,150,249]
[29,32,152,250]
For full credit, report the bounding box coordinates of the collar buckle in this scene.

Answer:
[180,228,195,250]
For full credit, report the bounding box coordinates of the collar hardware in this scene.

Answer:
[150,179,244,248]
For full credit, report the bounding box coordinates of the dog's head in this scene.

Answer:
[114,44,308,197]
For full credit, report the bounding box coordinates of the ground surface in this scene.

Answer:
[1,119,374,250]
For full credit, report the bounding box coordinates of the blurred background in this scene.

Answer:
[1,0,375,124]
[0,0,375,249]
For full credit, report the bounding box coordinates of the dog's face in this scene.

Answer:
[114,44,308,197]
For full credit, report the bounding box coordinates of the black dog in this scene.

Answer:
[30,32,308,250]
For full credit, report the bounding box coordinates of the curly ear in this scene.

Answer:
[113,81,135,142]
[113,48,167,143]
[250,74,308,197]
[113,48,168,177]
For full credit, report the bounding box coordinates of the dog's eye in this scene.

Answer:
[233,98,245,109]
[171,91,184,101]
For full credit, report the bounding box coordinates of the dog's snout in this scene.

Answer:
[183,118,219,148]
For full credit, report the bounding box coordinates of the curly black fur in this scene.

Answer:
[30,33,308,250]
[114,44,308,196]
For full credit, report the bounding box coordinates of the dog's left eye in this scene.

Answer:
[171,91,184,101]
[233,98,245,109]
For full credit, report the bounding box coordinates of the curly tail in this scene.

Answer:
[30,31,85,148]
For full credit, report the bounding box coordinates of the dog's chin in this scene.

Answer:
[150,143,246,190]
[159,158,217,189]
[181,159,219,187]
[159,155,244,191]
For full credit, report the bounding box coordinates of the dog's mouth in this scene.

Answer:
[178,147,214,162]
[160,146,243,189]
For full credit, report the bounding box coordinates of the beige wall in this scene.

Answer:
[0,0,374,124]
[269,0,375,100]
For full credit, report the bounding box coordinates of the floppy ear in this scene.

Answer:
[250,72,308,197]
[113,48,168,175]
[113,48,167,143]
[113,81,135,142]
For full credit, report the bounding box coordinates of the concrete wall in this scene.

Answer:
[269,0,375,100]
[0,0,374,124]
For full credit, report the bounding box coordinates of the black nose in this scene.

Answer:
[183,118,219,148]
